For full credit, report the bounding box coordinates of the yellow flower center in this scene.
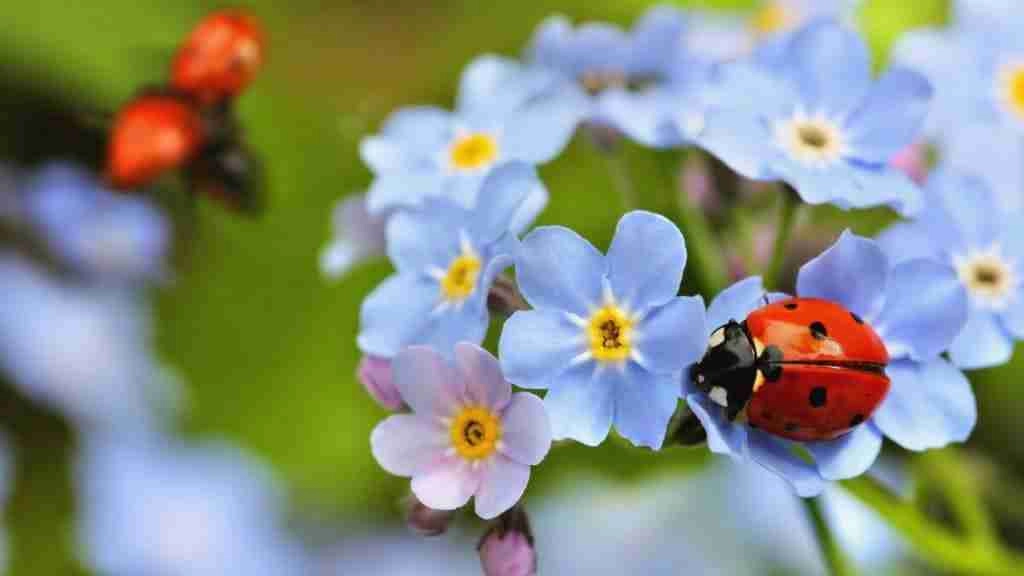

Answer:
[587,305,635,363]
[775,115,846,167]
[750,2,794,38]
[449,406,502,460]
[449,133,498,170]
[955,247,1017,309]
[440,253,482,302]
[999,63,1024,121]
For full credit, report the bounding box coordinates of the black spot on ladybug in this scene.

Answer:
[749,422,759,429]
[809,387,827,408]
[784,422,799,432]
[850,414,865,427]
[762,345,785,364]
[851,312,864,324]
[762,364,783,382]
[809,321,828,340]
[784,302,798,310]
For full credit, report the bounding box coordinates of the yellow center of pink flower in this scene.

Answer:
[450,406,502,460]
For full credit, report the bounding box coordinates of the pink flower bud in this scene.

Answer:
[890,142,928,185]
[357,355,402,411]
[478,506,536,576]
[405,495,456,537]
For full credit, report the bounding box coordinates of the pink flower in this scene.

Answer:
[357,355,403,411]
[479,506,537,576]
[889,142,929,185]
[370,343,551,519]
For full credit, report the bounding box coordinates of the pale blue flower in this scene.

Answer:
[699,20,930,215]
[361,55,583,217]
[687,232,972,496]
[319,192,387,280]
[499,211,706,449]
[24,163,169,284]
[878,170,1024,369]
[358,163,541,359]
[77,437,310,576]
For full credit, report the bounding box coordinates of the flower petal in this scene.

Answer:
[501,88,586,164]
[471,163,547,244]
[365,170,445,215]
[544,363,615,446]
[613,367,679,449]
[786,20,871,114]
[356,275,438,358]
[846,67,933,164]
[874,359,976,451]
[635,296,707,374]
[360,106,452,173]
[391,346,466,417]
[597,89,681,148]
[873,259,967,360]
[474,456,531,520]
[926,170,1001,249]
[999,291,1024,339]
[806,423,884,481]
[516,226,605,315]
[385,199,466,274]
[706,277,767,333]
[686,394,747,459]
[455,343,511,412]
[370,414,447,476]
[411,458,481,511]
[499,392,552,465]
[747,429,825,498]
[949,307,1014,369]
[875,221,943,265]
[498,310,584,390]
[797,230,887,319]
[606,211,687,309]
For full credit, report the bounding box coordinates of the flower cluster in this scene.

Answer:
[321,3,1024,573]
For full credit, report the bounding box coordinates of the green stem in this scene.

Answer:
[842,475,1022,575]
[763,187,801,291]
[802,497,858,576]
[918,450,1001,551]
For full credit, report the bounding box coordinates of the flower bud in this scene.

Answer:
[478,506,536,576]
[357,355,402,411]
[405,495,456,537]
[889,142,928,185]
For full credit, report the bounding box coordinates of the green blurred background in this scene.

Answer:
[5,0,1024,574]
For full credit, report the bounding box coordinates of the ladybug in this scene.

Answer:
[104,90,263,213]
[690,297,890,442]
[170,9,266,106]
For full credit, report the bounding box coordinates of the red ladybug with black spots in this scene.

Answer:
[689,297,890,442]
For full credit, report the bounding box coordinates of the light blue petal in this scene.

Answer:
[806,423,884,481]
[686,394,747,459]
[999,290,1024,339]
[498,310,584,390]
[606,211,687,309]
[697,111,773,179]
[797,230,888,319]
[419,305,490,360]
[890,29,970,137]
[635,296,707,374]
[516,226,605,315]
[564,23,631,78]
[613,366,679,450]
[357,275,438,358]
[925,170,1001,249]
[747,430,826,498]
[627,5,686,76]
[365,170,444,215]
[874,259,968,360]
[456,55,550,118]
[470,163,547,244]
[949,307,1014,369]
[846,68,932,164]
[443,170,488,210]
[706,277,767,332]
[385,199,466,274]
[360,107,452,172]
[875,221,943,265]
[875,359,976,451]
[785,20,871,114]
[848,167,924,217]
[527,14,572,68]
[774,160,923,216]
[597,89,682,148]
[500,88,586,164]
[544,363,615,446]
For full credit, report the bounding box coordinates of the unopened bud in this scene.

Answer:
[478,506,536,576]
[405,495,456,537]
[890,142,928,185]
[357,355,403,411]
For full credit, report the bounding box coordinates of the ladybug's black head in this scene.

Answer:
[690,320,758,420]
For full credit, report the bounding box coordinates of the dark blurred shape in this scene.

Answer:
[405,495,456,537]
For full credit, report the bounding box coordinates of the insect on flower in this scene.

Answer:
[170,9,267,106]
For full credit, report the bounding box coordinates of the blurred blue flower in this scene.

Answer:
[878,171,1024,369]
[687,232,972,496]
[24,163,169,284]
[319,192,387,280]
[77,437,309,576]
[361,55,583,218]
[699,20,930,215]
[0,255,179,432]
[358,163,540,359]
[499,211,706,449]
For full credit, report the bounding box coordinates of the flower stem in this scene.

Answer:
[763,186,801,291]
[917,450,1001,552]
[801,497,858,576]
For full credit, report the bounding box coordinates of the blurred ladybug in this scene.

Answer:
[171,9,266,106]
[690,297,890,442]
[104,89,263,213]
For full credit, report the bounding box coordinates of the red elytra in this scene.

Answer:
[105,94,204,190]
[746,298,890,441]
[170,9,266,105]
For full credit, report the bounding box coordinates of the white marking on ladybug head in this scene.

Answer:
[710,386,729,407]
[708,326,727,348]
